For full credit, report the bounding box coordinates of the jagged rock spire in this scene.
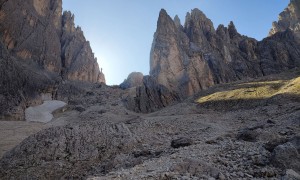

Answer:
[150,3,300,99]
[228,21,239,38]
[269,0,300,35]
[174,15,182,28]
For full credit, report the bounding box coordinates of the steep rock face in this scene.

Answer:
[269,0,300,35]
[123,76,180,113]
[0,0,63,72]
[0,0,105,83]
[120,72,144,89]
[259,29,300,75]
[0,0,105,120]
[150,5,300,98]
[0,41,59,121]
[61,11,105,83]
[150,9,215,97]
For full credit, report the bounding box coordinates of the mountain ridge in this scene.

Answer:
[148,2,300,99]
[122,0,300,113]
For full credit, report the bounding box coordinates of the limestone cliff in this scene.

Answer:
[269,0,300,35]
[0,0,105,120]
[123,76,180,113]
[150,9,216,97]
[61,11,105,83]
[149,4,300,98]
[0,0,63,72]
[0,0,105,83]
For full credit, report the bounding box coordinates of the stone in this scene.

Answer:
[237,128,258,142]
[283,169,300,180]
[170,159,220,178]
[150,9,215,97]
[123,76,180,113]
[267,119,276,124]
[269,0,300,36]
[171,137,193,148]
[120,72,144,89]
[218,172,226,180]
[74,105,86,112]
[251,155,269,167]
[0,0,63,72]
[149,6,300,99]
[271,136,300,173]
[0,122,138,179]
[0,0,105,120]
[264,138,288,152]
[61,11,105,83]
[0,41,60,121]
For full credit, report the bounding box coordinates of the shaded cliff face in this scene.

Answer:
[150,3,300,98]
[269,0,300,36]
[0,0,63,72]
[61,11,105,83]
[150,9,215,97]
[123,76,180,113]
[0,0,105,83]
[0,0,105,120]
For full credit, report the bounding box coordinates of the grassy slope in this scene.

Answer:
[195,69,300,109]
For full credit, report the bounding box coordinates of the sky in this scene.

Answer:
[62,0,290,85]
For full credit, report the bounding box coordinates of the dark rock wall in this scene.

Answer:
[269,0,300,35]
[0,0,63,73]
[61,11,105,83]
[0,0,105,120]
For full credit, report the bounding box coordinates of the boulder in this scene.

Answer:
[271,136,300,173]
[120,72,143,89]
[171,137,193,148]
[123,76,180,113]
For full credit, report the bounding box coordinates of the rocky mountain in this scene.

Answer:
[120,72,179,113]
[61,11,105,83]
[120,72,144,89]
[149,1,300,99]
[0,0,105,120]
[123,0,300,113]
[124,75,180,113]
[0,0,300,179]
[269,0,300,35]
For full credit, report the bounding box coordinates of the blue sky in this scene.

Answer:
[63,0,289,85]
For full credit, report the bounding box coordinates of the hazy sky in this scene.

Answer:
[63,0,289,85]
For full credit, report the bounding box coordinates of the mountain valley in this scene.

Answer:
[0,0,300,179]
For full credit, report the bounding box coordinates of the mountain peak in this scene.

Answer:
[228,21,239,38]
[191,8,206,18]
[159,9,169,18]
[184,8,215,35]
[174,15,181,28]
[156,9,176,34]
[269,0,300,36]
